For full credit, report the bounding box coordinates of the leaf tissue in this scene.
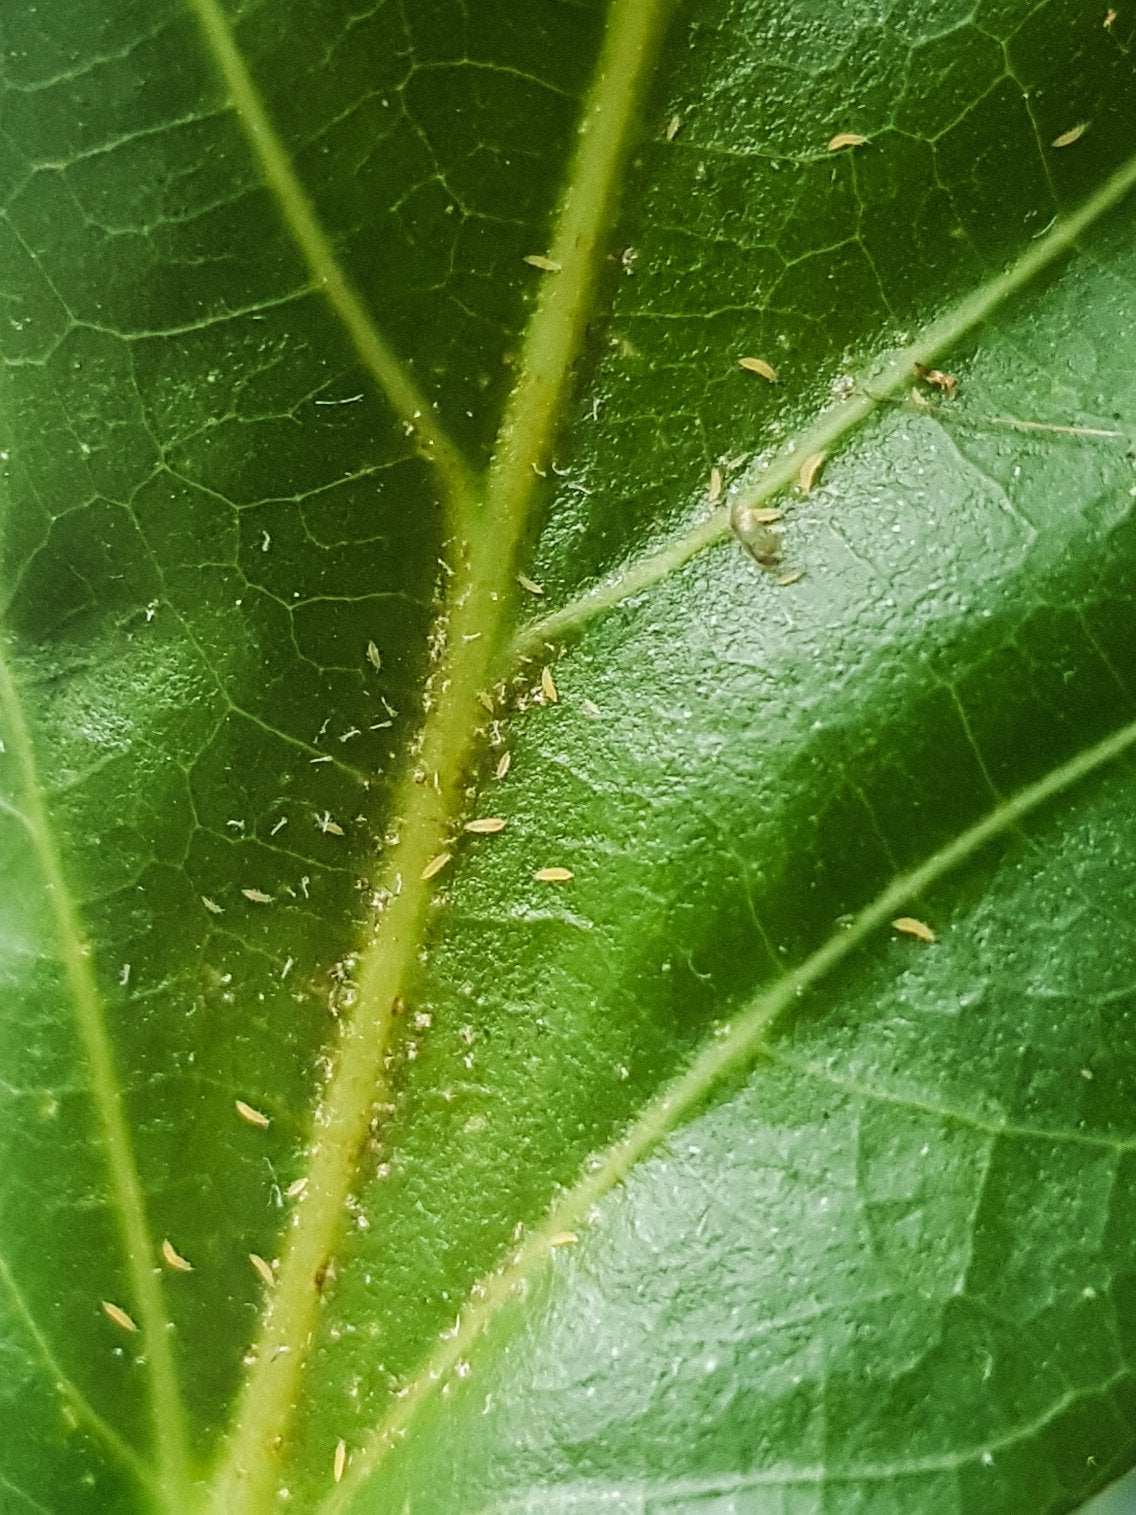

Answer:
[1,2,1136,1512]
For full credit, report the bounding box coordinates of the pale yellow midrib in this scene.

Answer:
[514,144,1136,658]
[0,648,191,1506]
[317,710,1136,1515]
[203,2,674,1510]
[186,0,480,531]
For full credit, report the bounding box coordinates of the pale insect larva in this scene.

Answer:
[549,1231,579,1247]
[201,896,224,915]
[464,817,507,835]
[738,356,779,382]
[161,1239,193,1272]
[249,1253,275,1287]
[235,1098,271,1129]
[1051,123,1086,148]
[495,751,512,780]
[534,866,573,883]
[101,1301,137,1333]
[421,852,452,881]
[523,254,561,273]
[366,641,382,671]
[707,465,723,503]
[827,132,868,151]
[664,113,682,142]
[333,1439,348,1484]
[797,452,826,494]
[893,916,936,943]
[517,574,544,596]
[241,888,273,904]
[540,666,558,703]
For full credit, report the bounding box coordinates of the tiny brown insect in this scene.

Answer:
[523,254,561,273]
[827,132,868,151]
[914,363,957,395]
[893,916,936,943]
[534,866,573,883]
[732,505,783,569]
[738,356,779,382]
[101,1301,137,1333]
[161,1239,193,1273]
[235,1098,271,1128]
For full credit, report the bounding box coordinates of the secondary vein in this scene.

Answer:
[317,709,1136,1515]
[0,647,192,1506]
[514,143,1136,658]
[186,0,481,530]
[205,1,674,1509]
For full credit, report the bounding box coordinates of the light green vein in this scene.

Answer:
[0,1248,155,1494]
[317,709,1136,1514]
[204,3,674,1510]
[513,144,1136,658]
[186,0,481,528]
[762,1047,1136,1155]
[0,647,192,1507]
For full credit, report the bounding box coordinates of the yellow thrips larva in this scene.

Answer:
[893,916,936,943]
[495,751,512,780]
[540,666,558,703]
[161,1239,193,1272]
[517,574,544,596]
[523,254,561,272]
[316,812,345,836]
[333,1439,348,1485]
[827,132,868,151]
[464,817,507,834]
[708,465,723,503]
[1052,123,1087,147]
[664,113,682,142]
[549,1231,579,1247]
[241,888,273,904]
[477,690,496,714]
[201,896,223,914]
[235,1099,271,1129]
[365,641,381,671]
[738,356,779,382]
[421,851,452,881]
[101,1301,137,1333]
[249,1253,275,1287]
[534,866,573,882]
[797,452,826,493]
[1104,7,1117,26]
[285,1177,308,1200]
[776,569,806,587]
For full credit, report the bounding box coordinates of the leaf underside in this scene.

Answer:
[1,2,1136,1514]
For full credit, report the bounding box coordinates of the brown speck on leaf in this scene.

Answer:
[893,916,936,943]
[827,131,868,151]
[914,363,957,395]
[517,574,544,596]
[241,888,273,904]
[235,1099,271,1129]
[495,751,512,780]
[523,254,561,273]
[540,666,558,703]
[534,866,574,883]
[1052,123,1087,147]
[421,851,452,881]
[161,1239,193,1272]
[797,452,826,494]
[333,1439,348,1484]
[738,356,779,382]
[101,1301,137,1333]
[249,1253,275,1288]
[708,465,723,503]
[732,505,783,569]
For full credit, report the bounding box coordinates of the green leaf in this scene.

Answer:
[2,2,1136,1513]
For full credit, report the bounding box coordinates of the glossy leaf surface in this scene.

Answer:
[1,2,1136,1513]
